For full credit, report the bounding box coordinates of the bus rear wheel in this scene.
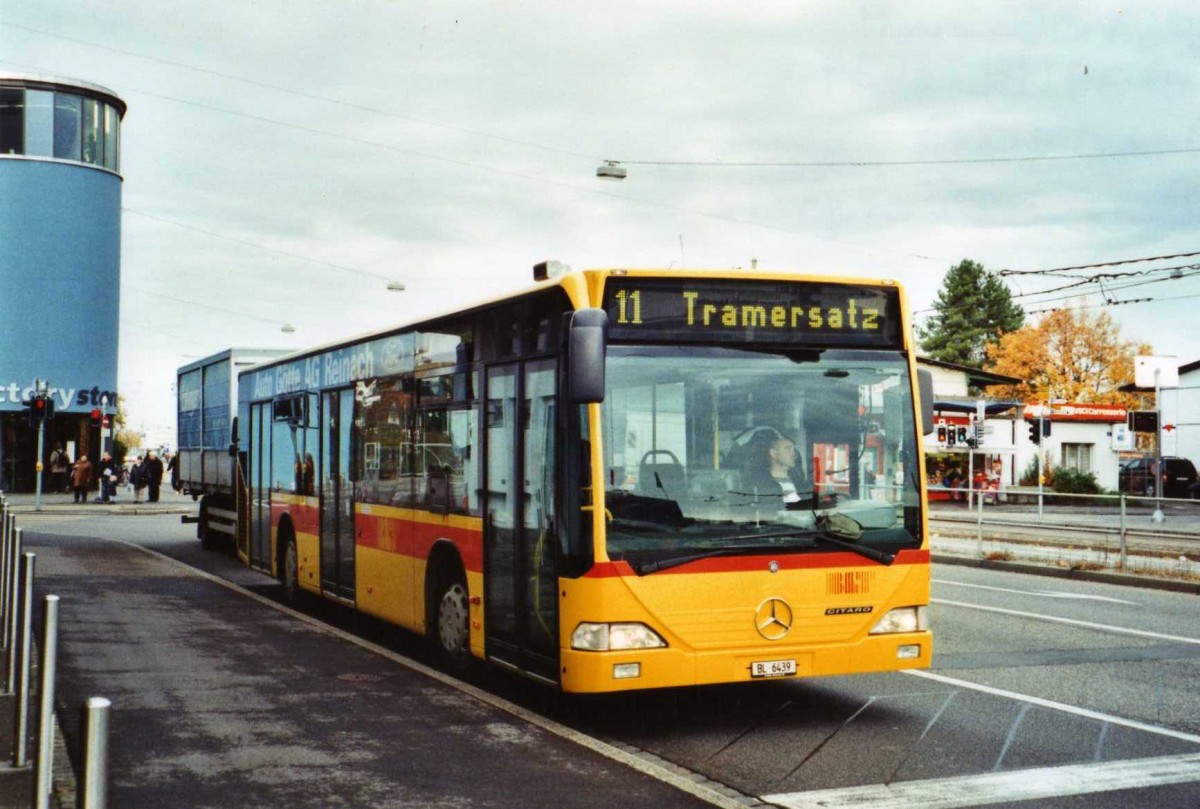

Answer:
[281,535,300,604]
[436,578,470,665]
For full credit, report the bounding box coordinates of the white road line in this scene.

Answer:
[932,578,1141,605]
[762,752,1200,809]
[932,597,1200,645]
[903,669,1200,745]
[108,539,750,809]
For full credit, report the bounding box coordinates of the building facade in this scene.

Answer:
[0,73,125,491]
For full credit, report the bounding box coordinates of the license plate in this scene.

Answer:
[751,659,797,678]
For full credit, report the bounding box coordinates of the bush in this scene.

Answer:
[1050,467,1101,494]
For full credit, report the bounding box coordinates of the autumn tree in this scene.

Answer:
[983,308,1151,405]
[919,259,1025,367]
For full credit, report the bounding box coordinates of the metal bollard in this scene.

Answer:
[0,508,9,641]
[13,552,35,768]
[1119,494,1128,570]
[34,595,59,809]
[78,698,111,809]
[5,526,22,694]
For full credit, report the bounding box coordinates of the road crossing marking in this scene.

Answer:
[762,752,1200,808]
[904,669,1200,745]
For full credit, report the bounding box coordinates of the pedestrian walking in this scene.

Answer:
[49,443,71,493]
[71,455,92,503]
[145,450,165,502]
[130,455,147,503]
[166,451,181,492]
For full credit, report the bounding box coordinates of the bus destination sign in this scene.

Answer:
[603,279,901,348]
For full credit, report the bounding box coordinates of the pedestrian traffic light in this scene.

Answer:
[1028,421,1041,444]
[25,395,52,426]
[90,408,103,428]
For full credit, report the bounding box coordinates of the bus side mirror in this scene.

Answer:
[917,369,935,435]
[568,308,608,404]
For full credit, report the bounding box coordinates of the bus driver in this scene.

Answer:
[742,428,813,507]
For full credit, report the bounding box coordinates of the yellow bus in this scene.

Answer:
[190,265,934,693]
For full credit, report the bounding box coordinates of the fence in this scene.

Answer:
[928,483,1200,576]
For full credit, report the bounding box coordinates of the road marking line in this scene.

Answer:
[105,538,750,809]
[932,597,1200,645]
[932,578,1141,605]
[762,752,1200,809]
[904,669,1200,744]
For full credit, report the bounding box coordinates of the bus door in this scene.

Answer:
[320,389,356,601]
[484,360,559,681]
[248,401,271,569]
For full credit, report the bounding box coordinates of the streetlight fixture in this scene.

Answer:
[596,160,627,180]
[387,281,406,292]
[281,323,296,334]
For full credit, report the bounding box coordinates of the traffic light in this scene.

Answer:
[936,424,947,445]
[89,408,103,428]
[955,426,968,446]
[1028,421,1041,445]
[1041,419,1051,438]
[25,395,52,426]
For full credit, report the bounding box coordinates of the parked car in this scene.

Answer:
[1117,456,1199,498]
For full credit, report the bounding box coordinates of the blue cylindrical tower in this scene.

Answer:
[0,73,125,492]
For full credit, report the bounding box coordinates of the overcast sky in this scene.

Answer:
[4,2,1199,446]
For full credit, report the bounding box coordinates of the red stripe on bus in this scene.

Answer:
[354,510,484,573]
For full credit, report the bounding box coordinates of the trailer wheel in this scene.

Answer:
[198,497,215,551]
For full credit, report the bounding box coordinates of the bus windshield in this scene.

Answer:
[600,345,923,570]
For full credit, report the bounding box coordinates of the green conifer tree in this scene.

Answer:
[918,259,1024,366]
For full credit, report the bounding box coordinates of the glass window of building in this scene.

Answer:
[23,90,54,157]
[0,89,22,154]
[82,97,102,165]
[53,93,81,161]
[103,103,119,170]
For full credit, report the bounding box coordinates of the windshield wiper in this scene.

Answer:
[811,532,895,566]
[632,525,896,574]
[633,547,755,575]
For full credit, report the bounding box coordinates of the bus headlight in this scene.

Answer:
[571,622,667,651]
[869,606,929,635]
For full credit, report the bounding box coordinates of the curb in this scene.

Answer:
[932,552,1200,595]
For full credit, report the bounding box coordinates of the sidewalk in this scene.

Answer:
[0,488,197,516]
[22,533,722,809]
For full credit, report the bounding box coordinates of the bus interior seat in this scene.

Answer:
[638,450,686,500]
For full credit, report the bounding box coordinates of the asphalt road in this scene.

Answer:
[18,512,1200,808]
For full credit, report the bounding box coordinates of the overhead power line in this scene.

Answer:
[998,250,1200,276]
[616,149,1200,168]
[0,21,594,161]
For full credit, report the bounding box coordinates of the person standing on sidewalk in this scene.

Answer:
[98,452,118,503]
[71,455,92,503]
[49,443,71,493]
[145,450,165,503]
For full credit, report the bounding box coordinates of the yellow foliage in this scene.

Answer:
[983,308,1149,406]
